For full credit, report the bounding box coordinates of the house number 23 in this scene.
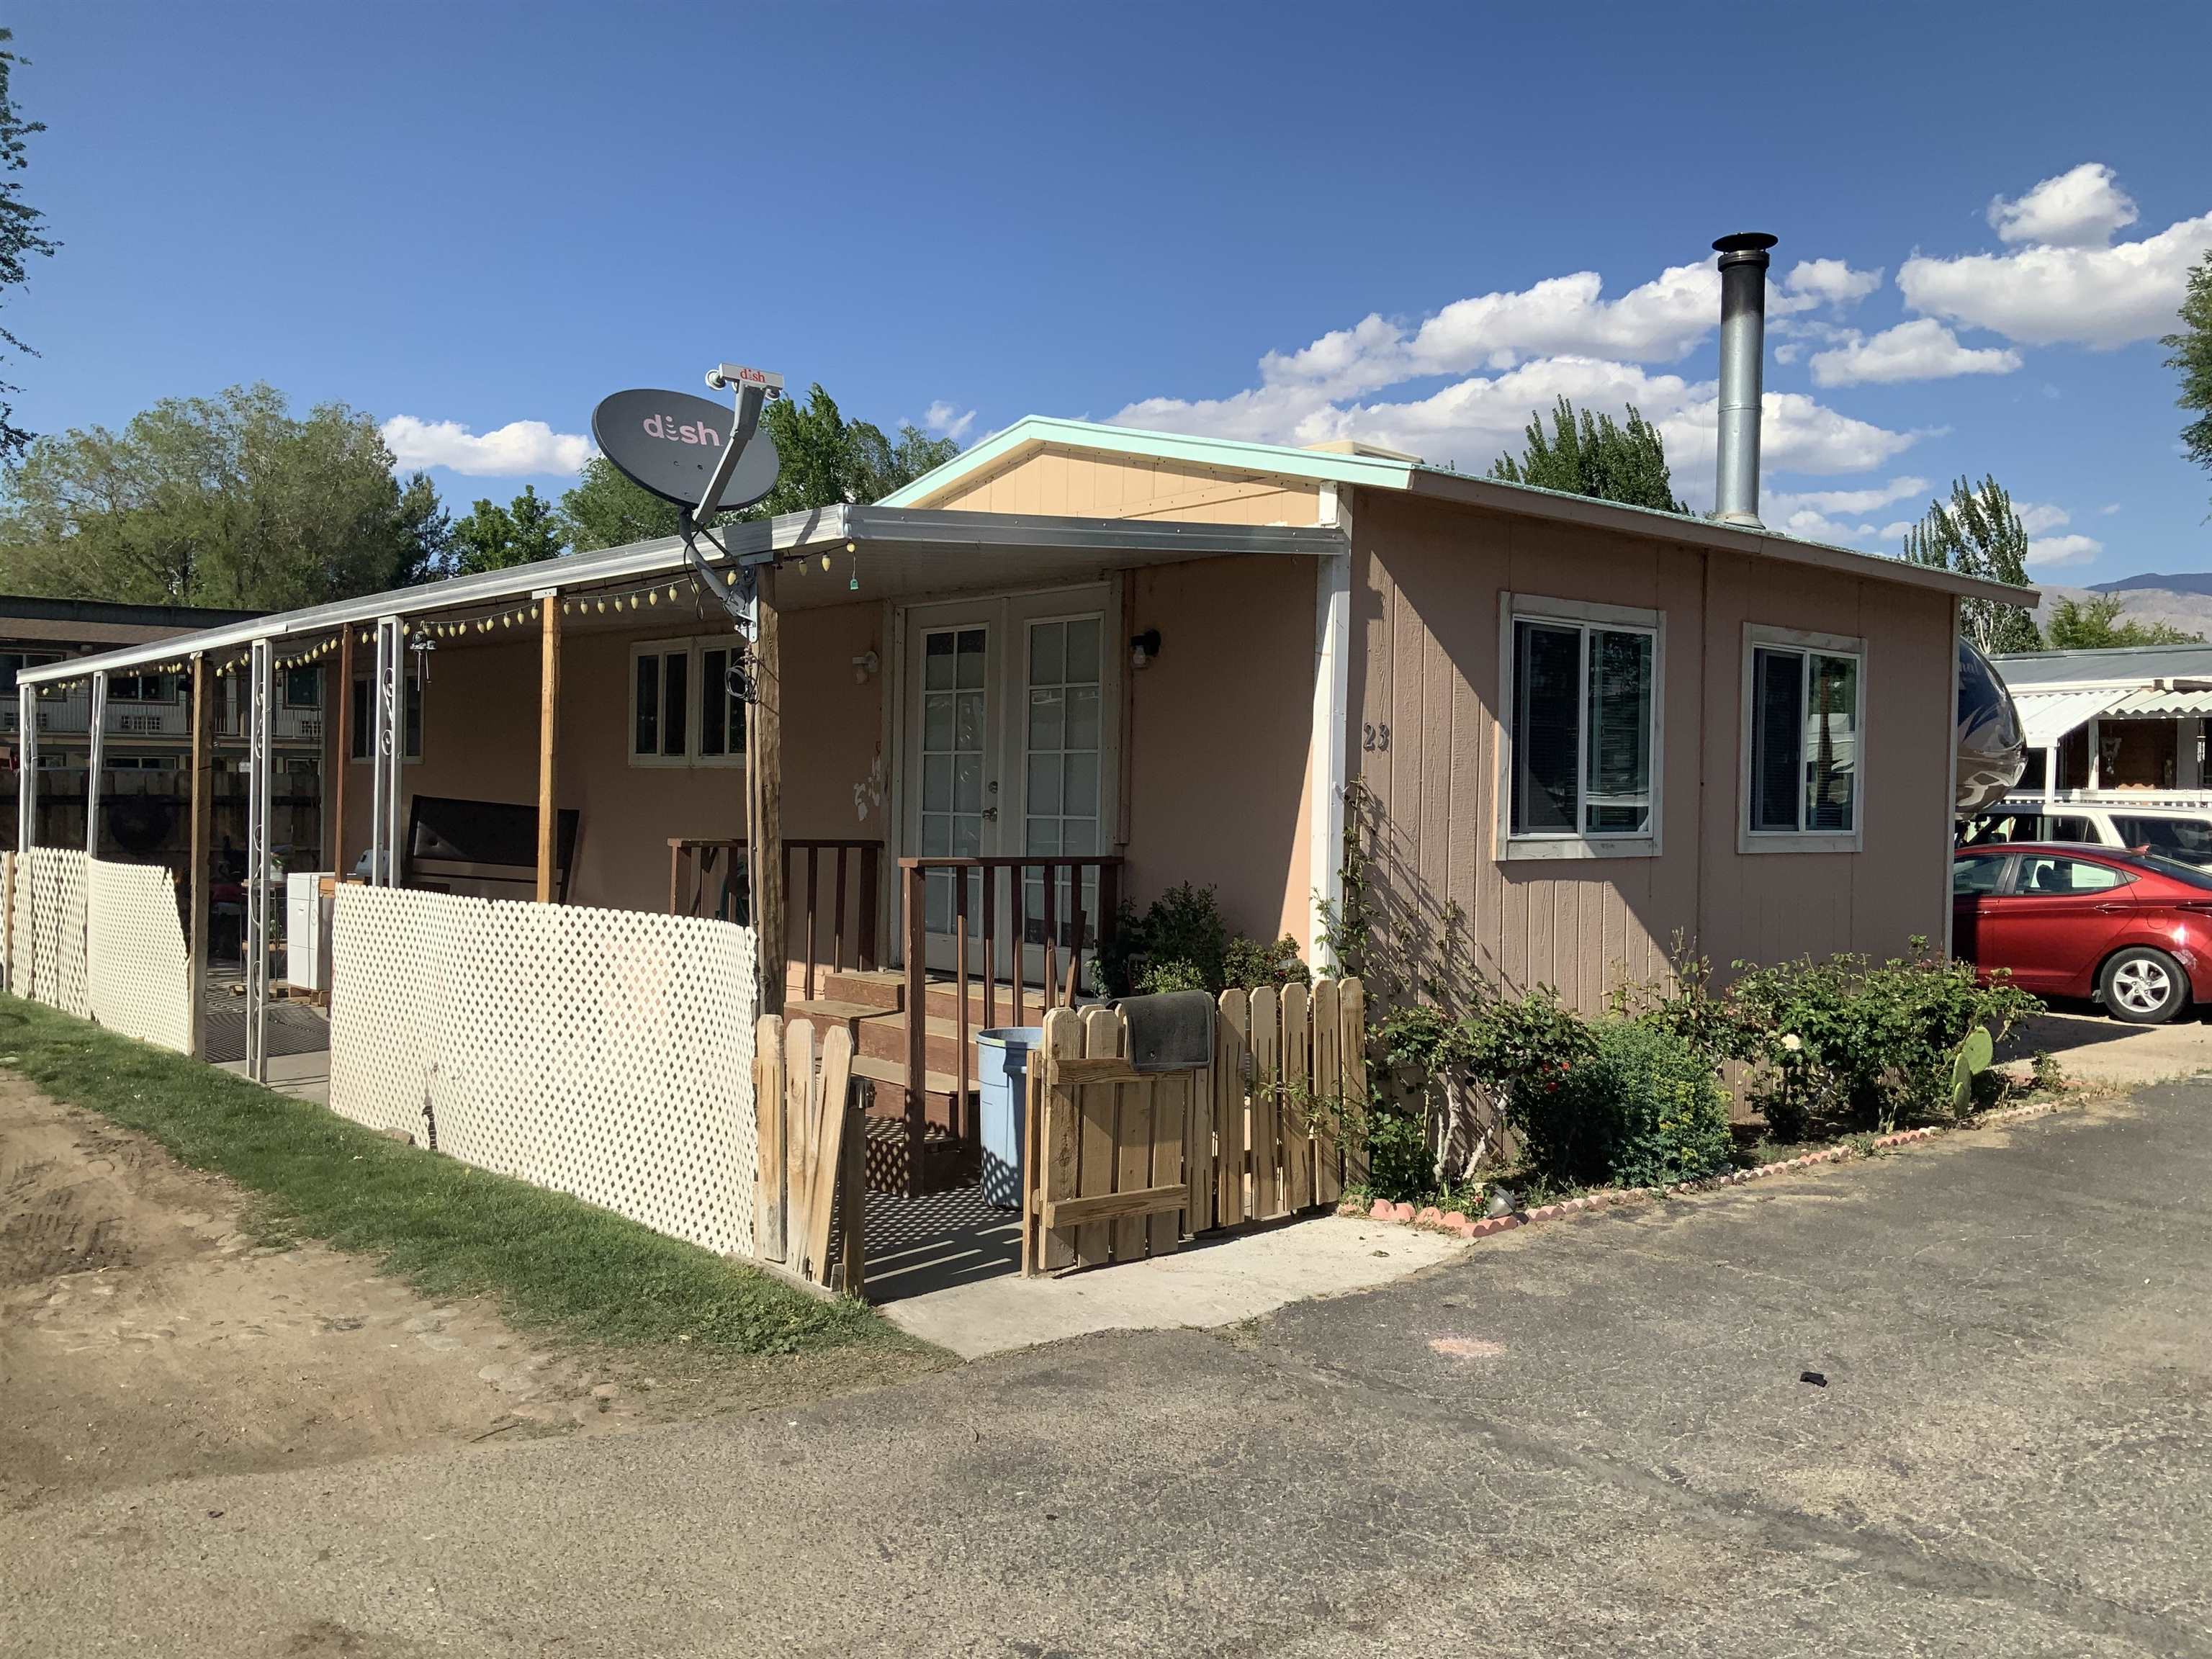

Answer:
[1362,722,1391,753]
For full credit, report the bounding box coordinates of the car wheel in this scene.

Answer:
[2099,947,2190,1024]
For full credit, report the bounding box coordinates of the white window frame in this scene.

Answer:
[1495,593,1665,862]
[1739,622,1866,855]
[348,666,423,765]
[628,633,748,770]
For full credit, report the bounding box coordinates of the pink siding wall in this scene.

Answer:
[1351,491,1953,1011]
[1121,554,1313,948]
[336,604,884,917]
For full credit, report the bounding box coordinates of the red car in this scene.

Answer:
[1953,842,2212,1024]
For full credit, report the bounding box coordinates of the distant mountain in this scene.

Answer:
[2090,572,2212,598]
[2031,577,2212,642]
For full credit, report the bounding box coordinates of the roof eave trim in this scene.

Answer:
[877,415,1420,508]
[1403,469,2036,608]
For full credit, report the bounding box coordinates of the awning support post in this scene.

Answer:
[368,619,403,884]
[17,680,36,855]
[188,653,212,1059]
[84,670,107,858]
[246,638,273,1083]
[535,591,560,904]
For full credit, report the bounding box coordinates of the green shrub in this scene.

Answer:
[1727,943,2038,1137]
[1099,884,1316,996]
[1506,1017,1733,1190]
[1224,932,1312,990]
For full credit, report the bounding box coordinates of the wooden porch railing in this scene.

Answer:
[896,855,1121,1194]
[667,837,881,997]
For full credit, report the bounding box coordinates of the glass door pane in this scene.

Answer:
[920,625,988,940]
[1023,616,1102,951]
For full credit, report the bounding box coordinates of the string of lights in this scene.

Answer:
[26,557,781,694]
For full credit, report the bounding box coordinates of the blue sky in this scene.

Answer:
[9,1,2209,583]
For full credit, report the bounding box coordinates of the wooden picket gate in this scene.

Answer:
[1022,977,1367,1275]
[752,1017,865,1293]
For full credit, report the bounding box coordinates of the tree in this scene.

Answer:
[1901,475,2041,654]
[0,382,446,608]
[451,484,563,573]
[0,29,57,465]
[2042,593,2202,650]
[2164,250,2212,514]
[1490,397,1686,513]
[557,454,681,553]
[558,385,962,553]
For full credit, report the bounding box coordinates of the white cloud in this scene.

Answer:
[381,415,592,477]
[2026,532,2103,568]
[1255,261,1727,402]
[1988,162,2139,248]
[1808,320,2023,387]
[2016,500,2072,536]
[1899,164,2212,349]
[1767,476,1929,518]
[924,400,977,443]
[2100,501,2123,516]
[1658,390,1920,481]
[1879,520,1916,541]
[1782,258,1883,307]
[1763,478,1928,545]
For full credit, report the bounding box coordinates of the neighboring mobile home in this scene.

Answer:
[1991,641,2212,799]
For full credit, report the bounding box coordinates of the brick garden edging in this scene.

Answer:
[1340,1097,2077,1243]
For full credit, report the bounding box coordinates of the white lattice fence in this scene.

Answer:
[14,850,92,1019]
[86,859,194,1052]
[328,885,761,1256]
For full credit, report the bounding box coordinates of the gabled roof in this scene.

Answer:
[884,415,2036,608]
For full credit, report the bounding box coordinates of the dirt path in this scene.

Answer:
[0,1076,933,1512]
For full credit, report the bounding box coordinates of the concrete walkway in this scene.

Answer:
[2003,1004,2212,1089]
[8,1084,2208,1655]
[880,1213,1469,1357]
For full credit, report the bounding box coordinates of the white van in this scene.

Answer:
[1960,799,2212,865]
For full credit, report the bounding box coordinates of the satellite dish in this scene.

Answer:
[590,388,781,512]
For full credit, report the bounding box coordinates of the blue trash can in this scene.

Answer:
[976,1027,1043,1209]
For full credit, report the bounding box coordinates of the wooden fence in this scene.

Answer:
[751,1017,865,1293]
[1023,976,1367,1275]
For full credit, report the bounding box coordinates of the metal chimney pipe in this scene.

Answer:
[1712,231,1778,527]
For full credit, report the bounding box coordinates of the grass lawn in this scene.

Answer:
[0,994,907,1358]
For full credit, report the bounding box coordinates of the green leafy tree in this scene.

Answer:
[557,454,682,553]
[741,384,960,519]
[0,29,58,464]
[2164,250,2212,514]
[1490,397,1686,513]
[0,382,446,607]
[559,385,962,552]
[1901,475,2041,654]
[2042,593,2201,650]
[451,484,563,573]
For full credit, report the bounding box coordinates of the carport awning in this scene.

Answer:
[2013,688,2125,749]
[2105,687,2212,719]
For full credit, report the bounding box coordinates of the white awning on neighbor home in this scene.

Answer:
[2105,688,2212,720]
[2013,688,2127,749]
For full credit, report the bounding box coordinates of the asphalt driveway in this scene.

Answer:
[6,1087,2209,1657]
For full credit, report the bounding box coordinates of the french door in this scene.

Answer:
[900,586,1116,982]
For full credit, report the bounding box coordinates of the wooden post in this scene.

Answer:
[748,567,785,1017]
[839,1081,868,1298]
[535,594,561,904]
[331,628,352,874]
[187,654,213,1059]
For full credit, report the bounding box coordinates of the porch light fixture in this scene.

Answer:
[1130,627,1161,669]
[852,649,879,685]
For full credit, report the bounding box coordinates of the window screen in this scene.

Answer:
[1750,643,1860,835]
[1511,615,1655,840]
